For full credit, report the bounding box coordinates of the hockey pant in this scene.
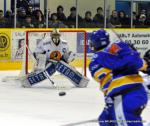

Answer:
[99,85,148,126]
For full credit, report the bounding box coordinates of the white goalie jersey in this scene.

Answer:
[34,37,75,63]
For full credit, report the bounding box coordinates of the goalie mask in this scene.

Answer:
[51,29,61,46]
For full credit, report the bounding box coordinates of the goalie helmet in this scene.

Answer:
[90,29,110,52]
[51,29,61,46]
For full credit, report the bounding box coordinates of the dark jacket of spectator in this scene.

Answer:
[4,10,14,28]
[56,5,66,23]
[109,10,121,28]
[21,15,34,28]
[17,8,27,24]
[17,0,29,11]
[48,13,67,28]
[118,11,130,28]
[93,7,104,27]
[81,11,95,28]
[0,10,6,28]
[33,9,45,28]
[66,7,82,28]
[135,14,150,28]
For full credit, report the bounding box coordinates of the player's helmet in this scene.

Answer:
[51,29,61,46]
[90,29,110,52]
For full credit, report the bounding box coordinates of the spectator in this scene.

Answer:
[56,5,66,23]
[5,10,13,18]
[33,9,45,28]
[26,5,33,16]
[17,8,26,25]
[0,10,6,28]
[93,7,104,27]
[17,0,29,11]
[4,10,14,28]
[48,13,67,28]
[135,14,149,28]
[21,15,34,28]
[81,11,95,28]
[118,11,130,28]
[137,9,147,18]
[109,10,121,28]
[67,6,82,28]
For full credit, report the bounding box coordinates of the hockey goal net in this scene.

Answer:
[24,29,87,77]
[2,29,88,85]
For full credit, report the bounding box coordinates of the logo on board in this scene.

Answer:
[0,33,10,51]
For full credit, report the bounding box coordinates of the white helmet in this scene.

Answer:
[51,29,61,46]
[51,29,61,37]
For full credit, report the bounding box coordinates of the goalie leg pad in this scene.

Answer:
[21,71,47,87]
[45,62,56,76]
[21,62,56,87]
[55,61,89,87]
[28,72,47,85]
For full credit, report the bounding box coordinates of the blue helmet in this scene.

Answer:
[90,29,110,51]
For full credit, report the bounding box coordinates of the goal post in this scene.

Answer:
[25,29,87,77]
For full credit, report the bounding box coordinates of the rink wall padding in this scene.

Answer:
[0,28,150,70]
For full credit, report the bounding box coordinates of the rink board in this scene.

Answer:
[0,28,150,70]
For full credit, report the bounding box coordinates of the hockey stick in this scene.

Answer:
[107,23,123,41]
[62,118,98,126]
[44,70,56,87]
[105,5,123,42]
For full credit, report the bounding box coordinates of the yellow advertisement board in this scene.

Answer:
[0,29,11,60]
[1,28,150,70]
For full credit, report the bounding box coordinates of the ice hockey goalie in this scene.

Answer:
[21,29,89,88]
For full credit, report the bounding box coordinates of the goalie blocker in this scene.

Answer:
[21,60,89,88]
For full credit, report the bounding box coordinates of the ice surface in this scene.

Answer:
[0,70,149,126]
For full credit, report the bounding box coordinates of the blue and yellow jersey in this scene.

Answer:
[89,41,147,97]
[89,58,112,95]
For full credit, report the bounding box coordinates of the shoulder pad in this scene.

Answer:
[108,43,121,54]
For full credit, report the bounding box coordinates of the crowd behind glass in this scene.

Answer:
[0,0,150,28]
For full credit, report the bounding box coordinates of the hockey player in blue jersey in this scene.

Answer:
[89,29,150,126]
